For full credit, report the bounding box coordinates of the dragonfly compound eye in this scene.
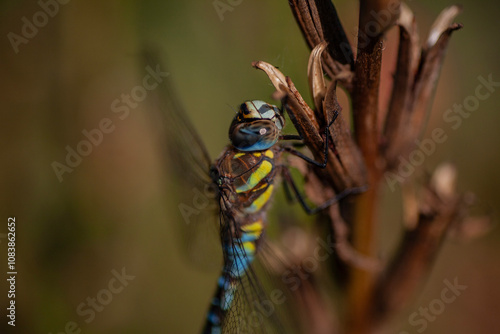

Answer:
[229,120,279,151]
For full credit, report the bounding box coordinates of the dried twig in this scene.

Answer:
[372,164,463,325]
[346,2,401,332]
[383,5,463,167]
[251,2,486,334]
[289,0,355,91]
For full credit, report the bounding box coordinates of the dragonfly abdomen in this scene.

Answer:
[203,218,265,334]
[203,147,280,333]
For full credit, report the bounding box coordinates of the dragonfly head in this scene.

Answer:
[229,100,285,152]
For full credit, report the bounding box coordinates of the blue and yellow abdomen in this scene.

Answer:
[203,146,281,333]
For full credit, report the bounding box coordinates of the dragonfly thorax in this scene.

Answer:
[229,100,285,152]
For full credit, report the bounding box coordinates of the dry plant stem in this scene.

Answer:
[372,167,463,324]
[383,5,462,167]
[348,28,384,334]
[285,78,356,190]
[404,24,463,149]
[289,0,354,91]
[252,59,365,190]
[348,1,400,333]
[324,81,366,187]
[253,56,376,280]
[383,4,419,163]
[308,42,329,118]
[288,0,353,66]
[278,2,466,334]
[372,199,461,322]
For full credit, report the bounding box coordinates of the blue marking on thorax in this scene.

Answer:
[235,138,278,152]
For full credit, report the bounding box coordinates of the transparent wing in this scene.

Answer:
[143,51,299,332]
[219,213,301,334]
[144,51,222,271]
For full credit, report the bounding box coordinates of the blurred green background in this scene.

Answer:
[0,0,499,333]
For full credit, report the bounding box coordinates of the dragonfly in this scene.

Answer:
[154,70,364,333]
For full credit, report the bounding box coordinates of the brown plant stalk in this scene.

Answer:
[252,1,489,334]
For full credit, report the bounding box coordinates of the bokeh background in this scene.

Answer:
[1,0,499,333]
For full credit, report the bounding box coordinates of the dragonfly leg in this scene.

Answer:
[281,175,296,204]
[281,166,367,215]
[280,109,339,168]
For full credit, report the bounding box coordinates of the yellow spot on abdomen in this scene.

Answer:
[241,220,264,239]
[242,241,256,255]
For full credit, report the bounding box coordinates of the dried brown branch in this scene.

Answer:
[289,0,355,91]
[324,79,366,187]
[372,164,463,324]
[406,22,463,145]
[308,42,329,119]
[252,2,472,334]
[351,39,383,172]
[288,154,377,271]
[383,5,463,167]
[347,2,401,332]
[253,57,365,190]
[255,45,378,334]
[352,0,401,166]
[383,3,419,164]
